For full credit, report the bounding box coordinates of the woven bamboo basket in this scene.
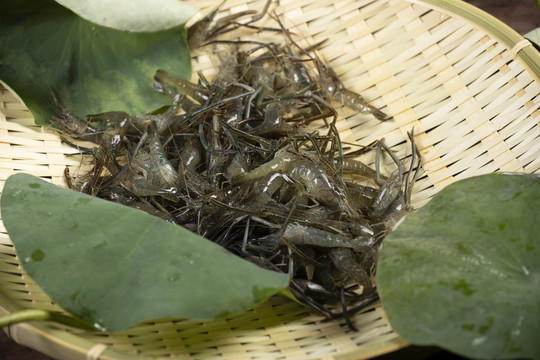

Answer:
[1,0,539,359]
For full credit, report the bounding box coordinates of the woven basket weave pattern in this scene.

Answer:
[1,0,539,359]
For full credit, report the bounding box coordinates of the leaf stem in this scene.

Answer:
[0,309,52,327]
[0,309,93,330]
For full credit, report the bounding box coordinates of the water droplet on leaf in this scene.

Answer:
[31,249,45,261]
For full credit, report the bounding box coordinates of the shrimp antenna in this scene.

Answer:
[269,11,315,62]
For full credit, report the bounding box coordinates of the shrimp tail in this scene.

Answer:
[340,89,389,121]
[370,106,389,121]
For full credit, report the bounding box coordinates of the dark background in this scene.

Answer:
[1,1,539,359]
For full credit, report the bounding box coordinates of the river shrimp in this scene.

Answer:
[369,131,423,240]
[316,62,388,121]
[282,223,374,253]
[329,247,373,294]
[270,13,387,122]
[232,147,359,217]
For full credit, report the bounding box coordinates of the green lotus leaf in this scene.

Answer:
[1,173,289,332]
[0,0,192,125]
[377,173,540,359]
[524,27,540,52]
[54,0,198,32]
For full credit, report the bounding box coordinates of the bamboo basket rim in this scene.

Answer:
[417,0,540,82]
[400,0,540,197]
[1,0,539,359]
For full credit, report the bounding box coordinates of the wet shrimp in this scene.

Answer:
[154,70,210,105]
[50,89,98,140]
[120,123,185,202]
[232,148,358,217]
[329,248,373,294]
[316,62,388,121]
[369,132,423,240]
[282,223,374,253]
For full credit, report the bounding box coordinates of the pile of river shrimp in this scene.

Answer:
[52,5,422,329]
